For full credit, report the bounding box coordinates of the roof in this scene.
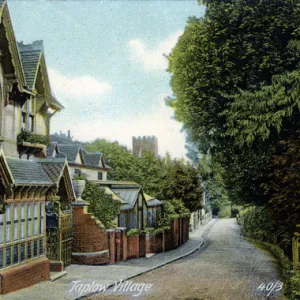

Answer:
[81,148,102,167]
[102,186,125,203]
[93,180,139,186]
[6,158,53,185]
[111,186,141,210]
[17,41,43,90]
[38,157,66,183]
[57,144,81,163]
[143,193,163,207]
[17,41,64,110]
[146,199,163,207]
[46,142,57,157]
[53,143,110,169]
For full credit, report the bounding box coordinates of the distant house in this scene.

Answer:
[93,181,163,230]
[47,143,110,181]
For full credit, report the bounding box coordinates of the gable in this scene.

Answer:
[0,2,26,89]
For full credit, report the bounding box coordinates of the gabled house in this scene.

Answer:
[93,180,163,230]
[0,1,74,294]
[47,143,110,181]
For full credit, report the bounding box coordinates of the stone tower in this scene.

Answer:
[132,136,158,157]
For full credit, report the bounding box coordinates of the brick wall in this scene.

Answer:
[0,257,50,295]
[72,204,109,265]
[127,235,139,259]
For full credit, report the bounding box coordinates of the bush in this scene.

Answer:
[127,229,140,236]
[238,206,275,242]
[218,205,231,218]
[156,199,190,230]
[17,129,50,145]
[289,271,300,300]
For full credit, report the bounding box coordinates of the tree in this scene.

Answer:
[162,159,203,212]
[84,139,136,181]
[168,0,300,236]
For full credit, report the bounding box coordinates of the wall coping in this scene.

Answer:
[72,250,109,257]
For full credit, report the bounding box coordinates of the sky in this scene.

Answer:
[8,0,205,158]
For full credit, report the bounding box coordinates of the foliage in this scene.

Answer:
[289,271,300,300]
[156,199,190,230]
[238,206,275,242]
[85,139,204,212]
[161,158,203,212]
[127,228,140,236]
[17,129,50,145]
[198,154,230,215]
[167,0,300,252]
[82,182,122,229]
[84,139,136,181]
[72,173,87,180]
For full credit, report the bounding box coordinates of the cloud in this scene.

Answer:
[128,30,183,70]
[51,93,187,158]
[48,68,112,99]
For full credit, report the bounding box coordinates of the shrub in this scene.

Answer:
[238,206,275,242]
[289,271,300,300]
[156,199,190,230]
[17,129,50,145]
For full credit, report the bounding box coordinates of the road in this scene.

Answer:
[87,219,284,300]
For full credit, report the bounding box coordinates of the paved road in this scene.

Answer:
[88,219,284,300]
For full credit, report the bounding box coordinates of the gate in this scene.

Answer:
[46,201,73,268]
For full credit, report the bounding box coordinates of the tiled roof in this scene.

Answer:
[57,144,81,163]
[38,158,66,183]
[6,158,53,185]
[46,142,57,157]
[110,186,141,210]
[81,148,101,167]
[17,41,42,89]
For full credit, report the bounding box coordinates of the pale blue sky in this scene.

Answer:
[9,0,205,157]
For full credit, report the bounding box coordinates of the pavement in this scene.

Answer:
[2,219,215,300]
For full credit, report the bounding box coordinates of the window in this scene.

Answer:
[40,203,44,235]
[6,205,11,243]
[21,112,26,130]
[13,204,19,241]
[20,204,25,239]
[21,98,35,132]
[39,239,43,256]
[27,204,32,237]
[33,240,38,257]
[33,203,38,236]
[75,169,81,175]
[13,245,18,265]
[27,241,32,260]
[0,202,45,270]
[98,172,103,180]
[0,213,3,244]
[20,243,25,262]
[6,246,11,266]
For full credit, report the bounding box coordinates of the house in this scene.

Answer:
[47,142,110,181]
[93,180,163,230]
[0,1,74,294]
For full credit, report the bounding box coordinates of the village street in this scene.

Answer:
[88,219,284,300]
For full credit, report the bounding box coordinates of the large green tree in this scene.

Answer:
[168,0,300,234]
